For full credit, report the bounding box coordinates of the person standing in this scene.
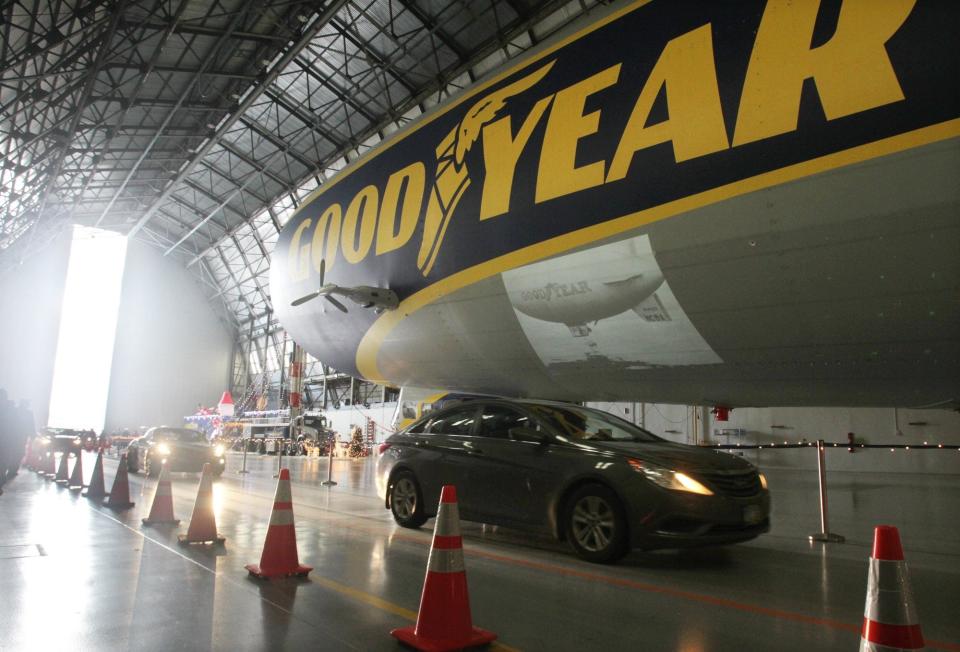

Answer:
[0,389,12,494]
[8,399,35,478]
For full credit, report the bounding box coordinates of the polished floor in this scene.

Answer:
[1,452,958,651]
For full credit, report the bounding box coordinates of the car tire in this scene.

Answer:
[390,470,428,529]
[127,450,139,473]
[144,455,160,478]
[563,484,629,564]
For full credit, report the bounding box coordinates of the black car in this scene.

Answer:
[377,399,770,563]
[36,427,87,453]
[126,427,226,477]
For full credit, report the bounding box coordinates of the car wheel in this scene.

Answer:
[390,471,428,529]
[127,450,139,473]
[145,455,160,478]
[564,484,628,564]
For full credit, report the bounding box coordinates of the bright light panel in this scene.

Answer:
[48,226,128,431]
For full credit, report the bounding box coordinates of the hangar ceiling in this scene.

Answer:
[0,0,606,402]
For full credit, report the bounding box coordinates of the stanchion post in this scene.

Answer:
[321,434,337,486]
[238,437,249,474]
[809,439,845,543]
[274,438,284,478]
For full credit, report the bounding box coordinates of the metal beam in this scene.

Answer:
[126,0,351,241]
[92,0,267,229]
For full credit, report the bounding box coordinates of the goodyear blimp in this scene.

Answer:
[271,0,960,408]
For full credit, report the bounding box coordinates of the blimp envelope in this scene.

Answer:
[502,234,722,368]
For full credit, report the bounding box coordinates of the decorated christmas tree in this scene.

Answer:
[348,425,365,457]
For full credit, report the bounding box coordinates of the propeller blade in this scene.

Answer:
[325,295,348,313]
[291,290,320,307]
[319,258,325,286]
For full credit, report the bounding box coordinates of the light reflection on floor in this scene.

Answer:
[0,451,957,651]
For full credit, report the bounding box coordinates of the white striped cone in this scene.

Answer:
[178,463,224,545]
[142,464,179,525]
[860,525,924,651]
[245,468,311,578]
[391,485,496,651]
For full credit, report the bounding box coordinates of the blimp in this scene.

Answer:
[271,0,960,408]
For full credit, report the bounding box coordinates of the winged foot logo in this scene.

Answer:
[286,61,556,283]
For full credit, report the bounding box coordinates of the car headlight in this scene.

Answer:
[157,443,171,456]
[214,445,225,457]
[759,472,768,490]
[627,458,714,496]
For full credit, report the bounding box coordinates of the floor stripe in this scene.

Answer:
[287,504,960,652]
[109,461,960,652]
[84,493,522,652]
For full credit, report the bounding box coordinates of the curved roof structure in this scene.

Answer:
[1,0,603,391]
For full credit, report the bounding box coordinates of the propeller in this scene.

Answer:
[290,259,392,314]
[292,259,335,309]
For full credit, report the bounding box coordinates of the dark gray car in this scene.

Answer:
[376,399,770,563]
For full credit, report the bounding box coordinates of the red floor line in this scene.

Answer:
[322,518,960,651]
[185,474,960,652]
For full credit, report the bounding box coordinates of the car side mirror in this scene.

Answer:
[510,426,548,444]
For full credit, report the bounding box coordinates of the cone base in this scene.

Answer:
[68,484,86,491]
[390,625,497,652]
[55,479,69,485]
[104,500,135,509]
[82,490,106,499]
[142,518,180,526]
[245,563,312,579]
[178,534,225,546]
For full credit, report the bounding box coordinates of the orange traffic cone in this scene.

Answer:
[860,525,924,651]
[68,451,85,491]
[83,452,107,500]
[391,485,496,651]
[245,468,311,579]
[54,452,70,485]
[142,464,179,526]
[178,463,224,545]
[104,454,135,509]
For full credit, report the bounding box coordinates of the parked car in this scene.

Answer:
[36,427,86,453]
[126,427,226,477]
[377,399,770,563]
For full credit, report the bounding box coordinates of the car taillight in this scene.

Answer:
[378,442,392,455]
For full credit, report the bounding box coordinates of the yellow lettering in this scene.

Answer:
[733,0,915,146]
[288,218,312,282]
[479,95,554,220]
[607,24,729,182]
[376,162,426,255]
[536,65,621,204]
[341,185,379,264]
[311,204,341,273]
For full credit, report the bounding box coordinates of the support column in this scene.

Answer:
[287,343,304,441]
[700,405,711,446]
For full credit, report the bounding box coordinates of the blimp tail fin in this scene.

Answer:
[632,293,672,322]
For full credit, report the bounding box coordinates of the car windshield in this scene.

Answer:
[153,428,205,442]
[529,405,663,443]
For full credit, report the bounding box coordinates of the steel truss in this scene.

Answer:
[2,0,605,409]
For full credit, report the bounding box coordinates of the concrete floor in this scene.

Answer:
[1,452,958,651]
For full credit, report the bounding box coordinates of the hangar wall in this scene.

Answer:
[0,231,71,428]
[104,241,233,433]
[588,402,960,474]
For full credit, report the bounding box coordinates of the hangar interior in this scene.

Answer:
[1,0,958,651]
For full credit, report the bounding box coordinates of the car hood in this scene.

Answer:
[587,441,755,473]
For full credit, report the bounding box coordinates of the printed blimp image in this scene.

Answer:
[502,234,721,368]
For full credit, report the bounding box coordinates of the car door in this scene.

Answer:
[458,404,555,528]
[406,405,480,513]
